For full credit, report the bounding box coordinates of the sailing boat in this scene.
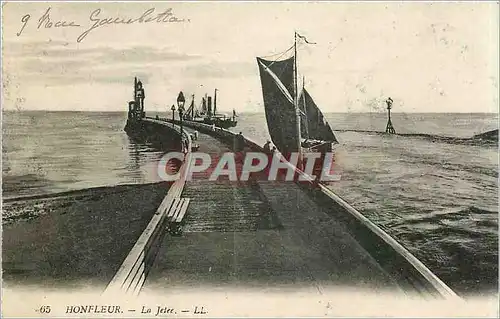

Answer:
[256,32,339,170]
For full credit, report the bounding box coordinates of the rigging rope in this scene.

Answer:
[260,44,294,58]
[263,41,314,80]
[258,41,311,98]
[260,44,295,68]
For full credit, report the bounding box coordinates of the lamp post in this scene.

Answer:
[171,104,176,122]
[177,91,186,135]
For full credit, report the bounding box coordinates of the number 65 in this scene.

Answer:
[40,305,51,313]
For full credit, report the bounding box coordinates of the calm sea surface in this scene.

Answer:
[2,111,498,295]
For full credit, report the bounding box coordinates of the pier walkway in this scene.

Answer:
[142,126,403,293]
[107,117,457,299]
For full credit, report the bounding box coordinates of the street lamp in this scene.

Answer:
[171,104,176,122]
[177,91,186,134]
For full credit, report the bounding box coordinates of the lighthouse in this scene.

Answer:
[135,78,145,118]
[128,77,146,120]
[385,97,396,134]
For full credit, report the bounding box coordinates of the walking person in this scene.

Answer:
[234,132,245,163]
[262,140,273,178]
[236,132,245,152]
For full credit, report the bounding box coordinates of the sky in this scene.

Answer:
[1,2,499,113]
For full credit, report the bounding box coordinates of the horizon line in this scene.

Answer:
[2,110,499,115]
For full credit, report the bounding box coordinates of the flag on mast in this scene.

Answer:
[294,32,316,103]
[296,32,317,45]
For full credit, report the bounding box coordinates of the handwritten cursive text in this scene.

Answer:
[17,7,80,37]
[16,7,188,42]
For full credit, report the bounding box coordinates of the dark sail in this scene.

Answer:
[262,57,295,97]
[299,88,338,144]
[256,56,300,154]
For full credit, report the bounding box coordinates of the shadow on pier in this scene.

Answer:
[128,119,457,299]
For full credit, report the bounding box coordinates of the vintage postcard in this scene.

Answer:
[1,1,498,317]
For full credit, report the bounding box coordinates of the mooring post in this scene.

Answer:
[179,109,184,135]
[385,97,396,134]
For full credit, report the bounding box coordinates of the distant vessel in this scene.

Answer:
[256,32,338,169]
[183,89,238,129]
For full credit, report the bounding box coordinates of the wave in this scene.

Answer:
[399,157,499,178]
[385,206,498,241]
[398,206,498,225]
[336,129,498,146]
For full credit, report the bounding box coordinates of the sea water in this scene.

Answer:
[2,110,498,295]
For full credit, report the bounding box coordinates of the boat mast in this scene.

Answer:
[214,88,218,116]
[191,94,195,118]
[302,75,309,139]
[134,77,137,100]
[293,32,303,164]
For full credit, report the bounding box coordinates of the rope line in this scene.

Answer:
[260,44,294,58]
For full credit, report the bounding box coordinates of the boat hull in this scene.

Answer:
[184,116,237,129]
[204,118,238,129]
[274,142,337,183]
[302,142,337,182]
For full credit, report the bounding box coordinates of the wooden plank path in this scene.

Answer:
[142,127,406,294]
[108,118,458,299]
[180,128,276,233]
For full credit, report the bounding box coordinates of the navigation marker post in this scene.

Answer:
[385,97,396,134]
